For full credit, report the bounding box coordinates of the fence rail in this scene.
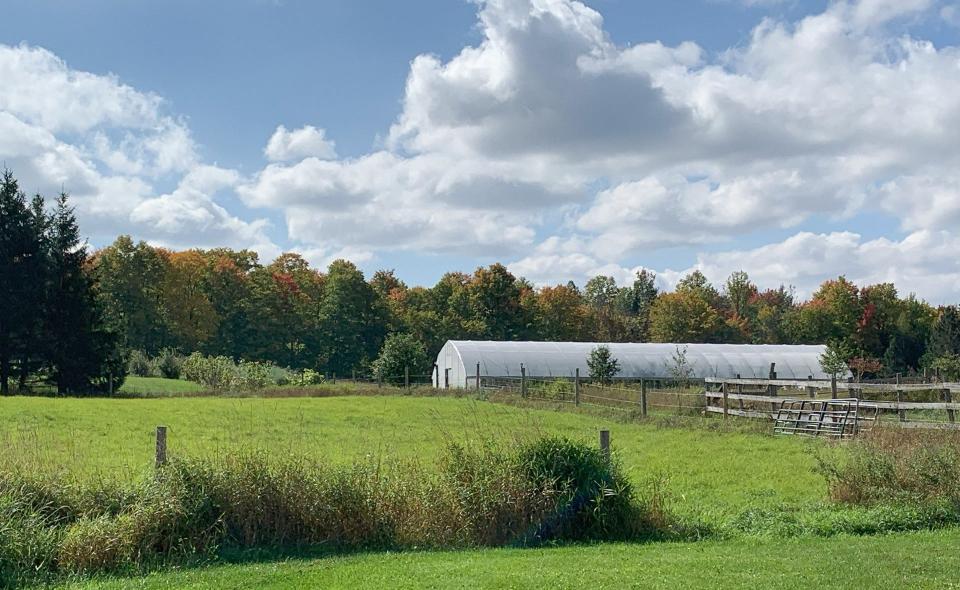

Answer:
[705,377,959,433]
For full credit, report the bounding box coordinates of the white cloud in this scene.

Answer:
[0,42,280,260]
[264,125,337,162]
[675,230,960,303]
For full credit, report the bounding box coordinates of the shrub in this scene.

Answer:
[587,345,620,385]
[155,348,184,380]
[127,350,155,378]
[372,333,428,386]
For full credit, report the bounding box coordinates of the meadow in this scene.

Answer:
[0,393,824,521]
[3,387,960,588]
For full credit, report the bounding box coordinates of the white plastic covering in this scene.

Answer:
[434,341,838,388]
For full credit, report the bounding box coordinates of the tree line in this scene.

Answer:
[3,168,960,394]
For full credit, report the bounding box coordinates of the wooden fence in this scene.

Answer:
[704,377,960,430]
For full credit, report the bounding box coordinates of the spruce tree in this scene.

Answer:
[46,192,123,393]
[0,170,34,394]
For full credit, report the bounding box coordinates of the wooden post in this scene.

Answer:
[405,366,410,389]
[767,363,777,397]
[806,375,815,399]
[896,373,905,422]
[332,372,336,385]
[599,429,610,462]
[575,368,581,406]
[443,368,448,389]
[830,375,837,400]
[377,373,382,389]
[108,371,114,396]
[722,381,728,420]
[736,373,744,412]
[476,362,481,390]
[944,389,955,423]
[352,370,356,383]
[433,363,438,388]
[155,426,167,468]
[520,365,527,398]
[640,378,648,417]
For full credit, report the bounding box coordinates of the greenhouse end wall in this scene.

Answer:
[433,341,836,388]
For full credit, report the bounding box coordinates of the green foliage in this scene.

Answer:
[929,353,960,381]
[180,352,281,391]
[818,342,851,378]
[587,345,620,385]
[372,333,429,385]
[0,436,665,584]
[156,348,184,379]
[127,350,155,378]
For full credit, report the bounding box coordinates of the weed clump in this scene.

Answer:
[817,427,960,507]
[0,436,670,586]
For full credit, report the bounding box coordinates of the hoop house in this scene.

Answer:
[433,341,836,388]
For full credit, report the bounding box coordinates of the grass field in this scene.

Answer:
[0,394,825,521]
[118,376,206,395]
[65,529,960,589]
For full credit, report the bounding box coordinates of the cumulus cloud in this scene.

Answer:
[264,125,337,162]
[238,0,960,297]
[0,42,279,259]
[670,230,960,303]
[8,0,960,300]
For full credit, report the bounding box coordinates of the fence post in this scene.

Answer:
[736,373,744,412]
[108,371,114,396]
[155,426,167,468]
[332,372,336,385]
[640,378,648,417]
[830,375,837,400]
[722,381,728,420]
[520,365,527,398]
[405,366,410,389]
[575,368,581,406]
[847,377,857,400]
[433,364,438,388]
[377,373,382,389]
[944,388,955,423]
[476,362,481,390]
[599,429,610,462]
[352,370,356,383]
[896,373,905,422]
[767,363,777,397]
[806,375,815,399]
[443,368,448,389]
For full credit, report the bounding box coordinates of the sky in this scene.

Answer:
[3,0,960,301]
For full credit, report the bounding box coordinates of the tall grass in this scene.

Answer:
[0,436,668,587]
[817,427,960,507]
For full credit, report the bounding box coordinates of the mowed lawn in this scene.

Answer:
[0,394,824,516]
[68,529,960,590]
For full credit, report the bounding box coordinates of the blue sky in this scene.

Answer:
[2,0,960,300]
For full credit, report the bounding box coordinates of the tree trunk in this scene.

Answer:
[0,356,9,395]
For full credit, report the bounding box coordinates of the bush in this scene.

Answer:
[372,333,428,386]
[155,348,184,380]
[127,350,155,378]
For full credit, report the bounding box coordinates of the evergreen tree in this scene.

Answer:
[46,193,124,393]
[926,306,960,361]
[587,344,620,385]
[0,171,34,394]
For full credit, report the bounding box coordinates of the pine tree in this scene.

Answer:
[46,192,123,393]
[0,170,34,394]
